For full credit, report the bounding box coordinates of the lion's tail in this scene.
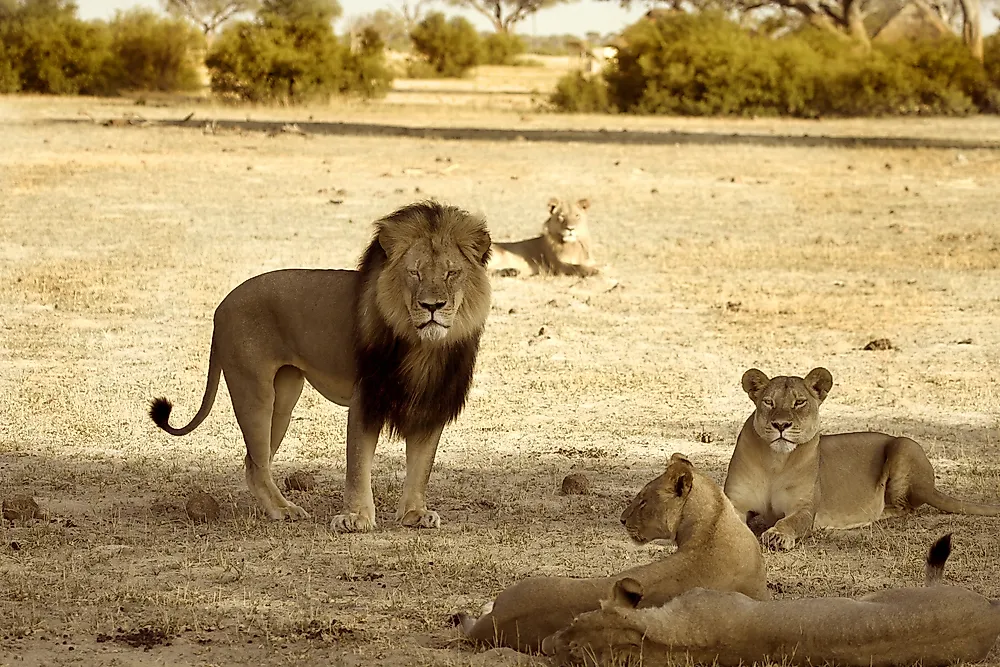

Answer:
[149,338,221,437]
[922,487,1000,516]
[924,533,952,586]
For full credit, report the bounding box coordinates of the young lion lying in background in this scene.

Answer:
[488,197,599,277]
[543,534,1000,667]
[454,455,768,654]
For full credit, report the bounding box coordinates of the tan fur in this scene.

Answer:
[455,455,768,653]
[149,202,491,532]
[723,367,1000,551]
[543,536,1000,667]
[488,198,599,277]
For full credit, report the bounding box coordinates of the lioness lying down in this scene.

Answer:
[543,534,1000,667]
[724,367,1000,551]
[454,455,768,654]
[488,197,599,277]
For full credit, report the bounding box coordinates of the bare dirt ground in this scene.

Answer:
[2,90,1000,667]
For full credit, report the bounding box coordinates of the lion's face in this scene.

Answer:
[544,198,590,245]
[371,202,492,345]
[541,578,645,664]
[397,239,476,342]
[620,454,694,545]
[743,367,833,454]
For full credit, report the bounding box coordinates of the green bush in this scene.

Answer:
[550,70,610,113]
[107,10,205,92]
[409,12,481,77]
[0,0,114,95]
[206,10,392,103]
[481,31,525,65]
[983,33,1000,90]
[552,11,997,117]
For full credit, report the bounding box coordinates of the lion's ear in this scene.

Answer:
[742,368,770,403]
[603,578,643,610]
[547,197,560,214]
[804,367,833,402]
[457,220,492,267]
[576,198,591,210]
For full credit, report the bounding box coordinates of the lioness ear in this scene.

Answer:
[576,198,591,210]
[548,197,560,214]
[742,368,770,403]
[669,452,692,466]
[674,470,693,498]
[605,577,643,610]
[804,367,833,402]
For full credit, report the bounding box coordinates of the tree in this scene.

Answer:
[443,0,578,32]
[258,0,340,24]
[162,0,259,36]
[410,11,482,75]
[348,8,410,51]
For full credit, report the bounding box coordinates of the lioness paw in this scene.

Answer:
[331,512,377,533]
[761,527,796,551]
[400,508,441,529]
[269,502,309,521]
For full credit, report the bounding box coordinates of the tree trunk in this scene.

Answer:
[843,0,870,49]
[956,0,983,61]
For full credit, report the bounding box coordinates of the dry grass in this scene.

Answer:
[1,91,1000,666]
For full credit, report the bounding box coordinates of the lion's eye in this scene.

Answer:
[408,270,420,280]
[793,398,806,408]
[445,269,460,279]
[762,398,774,407]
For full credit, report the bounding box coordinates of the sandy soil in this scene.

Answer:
[1,93,1000,666]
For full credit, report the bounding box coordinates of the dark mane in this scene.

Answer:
[353,202,486,439]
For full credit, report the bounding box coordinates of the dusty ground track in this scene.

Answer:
[2,95,1000,666]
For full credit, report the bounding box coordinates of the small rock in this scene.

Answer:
[2,495,45,522]
[185,491,220,523]
[284,471,316,492]
[561,472,591,496]
[863,338,895,351]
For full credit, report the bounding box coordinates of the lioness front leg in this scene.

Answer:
[761,508,814,551]
[398,426,443,528]
[331,399,380,533]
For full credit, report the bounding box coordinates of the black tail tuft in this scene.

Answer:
[149,397,173,429]
[928,533,953,569]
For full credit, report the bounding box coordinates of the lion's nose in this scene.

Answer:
[620,515,627,525]
[420,300,446,314]
[772,420,792,432]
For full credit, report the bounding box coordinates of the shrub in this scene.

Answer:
[107,10,205,92]
[982,33,1000,90]
[481,31,525,65]
[206,11,392,103]
[550,70,610,112]
[409,12,481,77]
[552,10,997,117]
[0,0,114,95]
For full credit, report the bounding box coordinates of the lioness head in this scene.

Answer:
[544,197,590,246]
[368,201,492,344]
[619,453,694,545]
[541,577,645,661]
[742,367,834,454]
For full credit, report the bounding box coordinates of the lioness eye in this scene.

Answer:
[793,399,806,408]
[762,398,774,407]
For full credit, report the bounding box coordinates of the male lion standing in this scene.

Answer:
[149,201,492,532]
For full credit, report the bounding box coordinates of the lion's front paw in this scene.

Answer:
[399,508,441,529]
[331,511,377,533]
[761,527,796,551]
[270,502,309,521]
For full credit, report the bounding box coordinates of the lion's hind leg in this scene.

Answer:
[228,367,308,521]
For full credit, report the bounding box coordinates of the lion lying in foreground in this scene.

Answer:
[543,534,1000,666]
[454,455,768,653]
[488,198,599,277]
[724,367,1000,551]
[149,202,492,531]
